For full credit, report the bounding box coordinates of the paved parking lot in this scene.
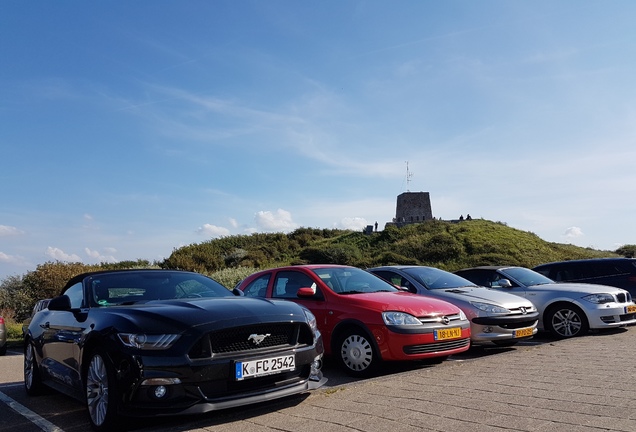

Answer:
[2,329,635,432]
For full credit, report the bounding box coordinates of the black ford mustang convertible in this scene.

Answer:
[23,269,326,431]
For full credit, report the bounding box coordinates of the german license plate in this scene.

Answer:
[626,305,636,313]
[235,355,295,380]
[513,327,534,338]
[435,327,461,340]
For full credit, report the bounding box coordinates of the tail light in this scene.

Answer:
[0,317,4,324]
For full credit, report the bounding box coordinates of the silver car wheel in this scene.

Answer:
[86,353,109,427]
[341,334,374,372]
[551,308,583,337]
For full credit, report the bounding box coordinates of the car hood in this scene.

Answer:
[96,297,307,333]
[343,291,462,316]
[434,286,533,308]
[525,282,628,295]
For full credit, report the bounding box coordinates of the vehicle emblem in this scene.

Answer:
[519,307,527,314]
[248,333,271,345]
[442,316,450,325]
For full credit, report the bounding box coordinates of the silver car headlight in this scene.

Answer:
[118,333,180,350]
[582,293,614,304]
[470,301,511,314]
[382,311,422,326]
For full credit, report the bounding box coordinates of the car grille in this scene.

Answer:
[198,365,310,399]
[497,320,538,329]
[189,323,313,359]
[616,292,631,303]
[403,338,470,355]
[418,313,464,326]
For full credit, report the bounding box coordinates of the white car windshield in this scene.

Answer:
[502,267,554,286]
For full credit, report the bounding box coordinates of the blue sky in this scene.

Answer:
[2,1,636,279]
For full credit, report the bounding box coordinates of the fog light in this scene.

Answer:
[154,386,167,399]
[310,355,323,381]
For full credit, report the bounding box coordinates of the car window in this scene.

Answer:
[311,267,398,294]
[370,270,407,289]
[242,274,270,298]
[455,270,489,287]
[89,272,232,306]
[501,268,552,286]
[405,267,477,290]
[63,282,84,309]
[273,271,316,299]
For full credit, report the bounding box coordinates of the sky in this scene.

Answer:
[1,1,636,280]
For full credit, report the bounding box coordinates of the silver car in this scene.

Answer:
[0,315,7,356]
[455,266,636,338]
[368,266,539,346]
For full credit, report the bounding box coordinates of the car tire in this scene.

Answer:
[24,341,44,396]
[0,344,6,356]
[336,329,379,377]
[545,303,589,339]
[84,349,121,432]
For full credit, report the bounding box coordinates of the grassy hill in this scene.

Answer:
[163,219,616,275]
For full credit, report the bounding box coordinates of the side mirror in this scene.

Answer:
[47,295,72,311]
[232,287,245,296]
[297,287,316,297]
[497,279,513,288]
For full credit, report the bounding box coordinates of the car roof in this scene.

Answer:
[536,258,634,266]
[456,266,511,271]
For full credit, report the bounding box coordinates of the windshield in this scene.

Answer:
[501,267,554,286]
[404,267,478,290]
[311,267,399,294]
[89,271,233,306]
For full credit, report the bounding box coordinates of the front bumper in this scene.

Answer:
[470,312,539,344]
[373,322,471,361]
[112,341,325,418]
[585,303,636,329]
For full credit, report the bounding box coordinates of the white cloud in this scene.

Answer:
[85,248,117,263]
[229,218,239,228]
[564,227,584,238]
[0,225,23,236]
[196,224,230,237]
[335,217,369,231]
[45,247,82,262]
[254,209,297,232]
[0,251,19,264]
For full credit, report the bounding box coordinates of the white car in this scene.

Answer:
[455,266,636,338]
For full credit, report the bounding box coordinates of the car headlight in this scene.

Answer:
[470,302,511,314]
[118,333,180,350]
[382,311,422,326]
[303,308,319,335]
[582,293,614,304]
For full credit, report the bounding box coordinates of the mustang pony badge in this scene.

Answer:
[248,333,271,345]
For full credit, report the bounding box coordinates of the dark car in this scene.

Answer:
[23,269,326,431]
[236,265,471,377]
[533,258,636,295]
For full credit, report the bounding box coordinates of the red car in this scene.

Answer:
[236,265,471,376]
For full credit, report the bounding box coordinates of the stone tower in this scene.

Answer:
[395,192,433,225]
